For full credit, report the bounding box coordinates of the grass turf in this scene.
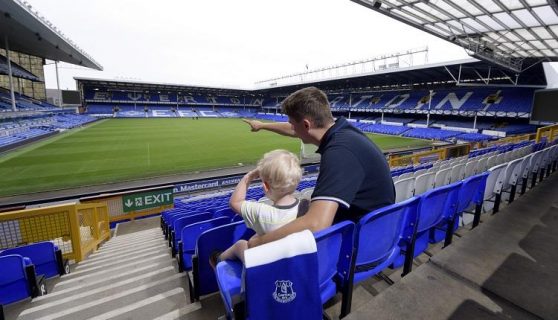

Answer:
[0,118,431,196]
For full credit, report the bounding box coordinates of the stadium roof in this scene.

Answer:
[352,0,558,73]
[74,77,252,95]
[0,53,40,81]
[0,0,102,70]
[77,59,547,96]
[257,58,547,95]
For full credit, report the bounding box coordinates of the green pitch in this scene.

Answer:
[0,119,431,196]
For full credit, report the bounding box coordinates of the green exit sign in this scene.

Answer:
[122,188,173,212]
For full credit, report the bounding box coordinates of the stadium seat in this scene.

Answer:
[314,221,355,318]
[449,164,466,183]
[394,177,415,203]
[0,241,69,279]
[414,172,435,196]
[188,221,255,302]
[170,213,212,257]
[434,167,452,187]
[215,230,322,320]
[395,182,460,271]
[498,157,523,205]
[351,197,420,296]
[464,159,478,177]
[482,163,508,213]
[433,172,489,242]
[0,254,46,310]
[177,217,231,272]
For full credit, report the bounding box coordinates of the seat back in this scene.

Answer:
[417,182,461,234]
[520,154,534,179]
[413,168,427,178]
[353,197,420,285]
[0,242,58,278]
[414,172,435,196]
[394,177,415,203]
[476,157,488,173]
[173,213,212,247]
[434,167,451,187]
[180,217,230,270]
[502,157,523,190]
[313,221,355,304]
[0,255,32,305]
[484,163,507,201]
[457,172,489,214]
[464,160,478,177]
[244,230,322,320]
[486,155,498,169]
[449,164,465,183]
[531,150,544,173]
[194,221,255,298]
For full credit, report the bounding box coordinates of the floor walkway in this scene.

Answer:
[348,173,558,319]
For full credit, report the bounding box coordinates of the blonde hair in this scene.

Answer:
[257,149,302,199]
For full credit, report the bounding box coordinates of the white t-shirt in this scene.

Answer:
[240,199,300,235]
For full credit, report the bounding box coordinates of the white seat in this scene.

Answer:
[476,157,488,173]
[398,172,413,180]
[414,172,435,196]
[486,155,498,169]
[449,164,466,183]
[495,153,505,165]
[434,167,452,187]
[464,160,478,177]
[498,157,523,200]
[483,163,507,213]
[413,168,427,178]
[394,177,415,203]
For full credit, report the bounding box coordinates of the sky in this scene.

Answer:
[26,0,474,90]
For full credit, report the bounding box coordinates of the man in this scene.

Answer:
[243,87,394,247]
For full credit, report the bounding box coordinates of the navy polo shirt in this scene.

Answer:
[311,117,395,223]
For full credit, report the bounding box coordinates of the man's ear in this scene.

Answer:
[262,181,269,193]
[303,118,312,130]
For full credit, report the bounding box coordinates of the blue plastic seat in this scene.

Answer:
[170,212,212,256]
[394,182,461,271]
[216,230,322,320]
[188,221,255,302]
[0,254,46,312]
[337,198,421,315]
[178,217,231,272]
[314,221,355,318]
[0,241,69,279]
[431,172,488,245]
[166,210,209,241]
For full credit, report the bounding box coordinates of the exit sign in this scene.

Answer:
[122,188,173,212]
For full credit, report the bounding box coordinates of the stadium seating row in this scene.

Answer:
[0,241,70,318]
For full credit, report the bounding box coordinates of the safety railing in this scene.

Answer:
[536,124,558,143]
[487,133,534,146]
[389,144,470,167]
[0,202,110,262]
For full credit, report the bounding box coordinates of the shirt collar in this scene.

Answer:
[317,117,349,154]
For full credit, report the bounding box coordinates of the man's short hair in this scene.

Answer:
[281,87,334,128]
[257,149,302,198]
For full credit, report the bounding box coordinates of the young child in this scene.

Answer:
[210,149,304,267]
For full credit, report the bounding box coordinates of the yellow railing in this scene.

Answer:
[487,133,534,146]
[536,123,558,143]
[389,144,470,167]
[0,202,110,262]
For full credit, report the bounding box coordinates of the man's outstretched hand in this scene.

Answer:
[242,119,264,132]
